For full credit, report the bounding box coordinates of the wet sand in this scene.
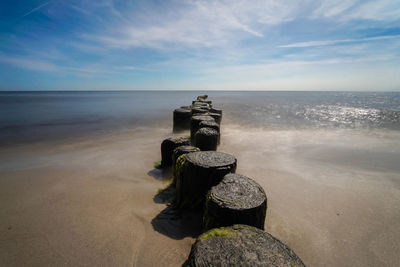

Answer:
[1,124,400,266]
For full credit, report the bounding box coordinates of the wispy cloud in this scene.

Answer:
[0,53,59,72]
[343,0,400,21]
[279,35,400,48]
[22,1,51,17]
[311,0,357,18]
[88,0,305,49]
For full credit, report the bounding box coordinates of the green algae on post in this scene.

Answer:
[160,137,190,167]
[171,146,200,185]
[186,224,305,267]
[153,160,162,169]
[198,226,237,240]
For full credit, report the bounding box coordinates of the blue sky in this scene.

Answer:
[0,0,399,91]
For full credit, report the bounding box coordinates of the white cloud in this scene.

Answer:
[88,0,306,49]
[279,35,400,48]
[344,0,400,21]
[312,0,356,18]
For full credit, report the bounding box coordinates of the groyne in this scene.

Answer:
[156,95,305,266]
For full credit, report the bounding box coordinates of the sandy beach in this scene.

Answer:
[1,122,400,266]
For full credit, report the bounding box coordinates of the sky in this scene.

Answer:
[0,0,399,91]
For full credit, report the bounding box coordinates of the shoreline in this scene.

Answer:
[1,124,400,266]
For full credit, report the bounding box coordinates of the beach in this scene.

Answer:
[1,91,400,266]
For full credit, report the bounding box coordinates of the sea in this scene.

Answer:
[1,91,400,266]
[0,91,399,145]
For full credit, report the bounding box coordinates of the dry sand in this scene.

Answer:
[1,124,400,266]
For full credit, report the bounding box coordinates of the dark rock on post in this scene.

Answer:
[203,173,267,231]
[175,151,237,209]
[190,115,215,143]
[161,137,190,167]
[173,108,192,132]
[195,127,219,151]
[186,224,305,267]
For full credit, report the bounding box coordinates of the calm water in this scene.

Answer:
[1,91,399,145]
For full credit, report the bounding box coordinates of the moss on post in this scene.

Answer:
[171,145,200,185]
[186,224,306,267]
[161,137,190,167]
[197,95,208,101]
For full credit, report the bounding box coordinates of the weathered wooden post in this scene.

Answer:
[195,127,219,151]
[207,112,222,124]
[192,102,210,108]
[175,151,237,209]
[191,107,209,115]
[192,100,212,106]
[209,107,222,115]
[186,224,305,267]
[171,145,199,184]
[203,173,267,231]
[197,95,208,101]
[199,120,220,132]
[199,120,220,144]
[173,108,192,132]
[161,137,190,167]
[190,115,215,143]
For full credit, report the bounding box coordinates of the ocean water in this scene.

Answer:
[1,91,400,266]
[0,91,399,145]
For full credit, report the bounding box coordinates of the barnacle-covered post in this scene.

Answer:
[186,224,305,267]
[175,151,237,209]
[203,173,267,231]
[160,137,190,167]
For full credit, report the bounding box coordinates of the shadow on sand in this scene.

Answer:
[147,167,172,181]
[151,204,202,240]
[152,184,202,240]
[153,184,176,204]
